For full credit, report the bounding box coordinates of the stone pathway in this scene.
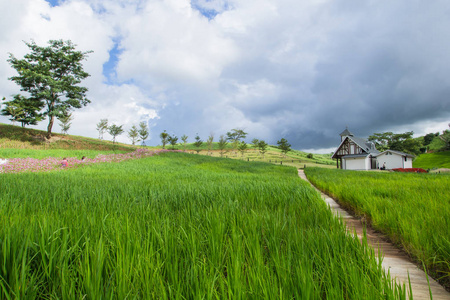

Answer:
[298,170,450,300]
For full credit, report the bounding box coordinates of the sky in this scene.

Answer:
[0,0,449,153]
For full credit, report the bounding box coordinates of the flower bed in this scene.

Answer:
[0,149,170,173]
[392,168,427,173]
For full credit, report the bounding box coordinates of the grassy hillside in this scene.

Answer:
[0,123,136,152]
[413,151,450,169]
[172,143,335,169]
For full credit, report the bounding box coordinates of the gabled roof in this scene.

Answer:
[375,150,415,158]
[331,136,379,159]
[350,136,379,154]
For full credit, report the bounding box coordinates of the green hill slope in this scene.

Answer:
[0,123,135,152]
[413,151,450,169]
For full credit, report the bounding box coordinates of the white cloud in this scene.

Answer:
[116,0,238,88]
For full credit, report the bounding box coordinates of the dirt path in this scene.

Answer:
[298,170,450,300]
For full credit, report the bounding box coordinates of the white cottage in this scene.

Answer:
[331,128,415,170]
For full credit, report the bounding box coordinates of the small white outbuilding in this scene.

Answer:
[375,150,414,169]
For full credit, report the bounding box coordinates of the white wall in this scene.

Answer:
[404,157,413,168]
[343,157,368,170]
[377,153,410,169]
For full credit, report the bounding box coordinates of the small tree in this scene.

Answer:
[258,140,268,159]
[238,141,248,157]
[277,138,291,157]
[108,124,124,144]
[251,138,259,152]
[194,134,203,154]
[227,129,248,154]
[128,125,139,145]
[58,112,74,135]
[181,134,188,152]
[207,133,214,155]
[138,121,149,146]
[168,135,178,150]
[218,135,228,157]
[1,94,44,127]
[96,119,108,139]
[160,130,169,149]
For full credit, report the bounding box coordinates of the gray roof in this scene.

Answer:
[348,136,380,154]
[342,153,371,158]
[375,150,415,158]
[339,128,354,136]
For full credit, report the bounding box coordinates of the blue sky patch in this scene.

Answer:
[190,1,230,20]
[102,41,123,84]
[191,4,219,20]
[44,0,60,7]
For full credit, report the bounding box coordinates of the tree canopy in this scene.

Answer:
[160,130,169,149]
[8,39,92,138]
[108,124,124,144]
[96,119,108,140]
[368,131,421,155]
[138,122,149,146]
[1,94,44,127]
[194,135,203,154]
[128,125,139,145]
[277,138,292,156]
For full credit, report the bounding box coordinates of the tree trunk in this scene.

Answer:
[47,115,54,139]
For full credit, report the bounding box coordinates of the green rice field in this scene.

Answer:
[305,167,450,289]
[0,152,406,298]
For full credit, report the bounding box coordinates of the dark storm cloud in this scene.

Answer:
[204,0,450,150]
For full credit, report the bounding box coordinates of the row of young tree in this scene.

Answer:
[96,119,149,145]
[157,128,292,158]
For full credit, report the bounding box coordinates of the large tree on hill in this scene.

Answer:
[7,40,92,139]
